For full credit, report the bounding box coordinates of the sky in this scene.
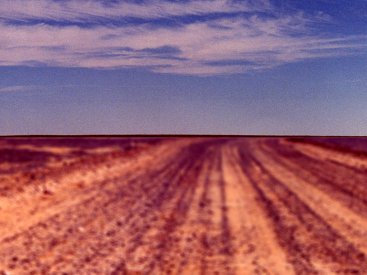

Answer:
[0,0,367,135]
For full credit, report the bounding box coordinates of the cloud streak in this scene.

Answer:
[0,0,366,75]
[0,85,36,93]
[0,0,269,22]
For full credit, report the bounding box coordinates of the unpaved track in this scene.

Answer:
[1,137,367,275]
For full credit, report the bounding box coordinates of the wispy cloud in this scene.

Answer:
[0,0,366,75]
[0,85,35,93]
[0,0,269,22]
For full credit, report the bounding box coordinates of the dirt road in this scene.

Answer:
[1,137,367,274]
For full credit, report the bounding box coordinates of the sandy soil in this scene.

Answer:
[0,137,367,275]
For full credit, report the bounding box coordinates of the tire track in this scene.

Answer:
[263,140,367,218]
[238,141,367,274]
[252,140,367,259]
[0,142,198,274]
[222,144,295,275]
[1,137,367,274]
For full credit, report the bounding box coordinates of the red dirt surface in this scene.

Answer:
[0,137,367,274]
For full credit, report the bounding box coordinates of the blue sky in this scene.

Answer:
[0,0,366,135]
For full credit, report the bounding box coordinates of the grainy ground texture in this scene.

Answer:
[0,137,367,275]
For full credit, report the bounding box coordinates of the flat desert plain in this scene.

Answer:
[0,137,367,275]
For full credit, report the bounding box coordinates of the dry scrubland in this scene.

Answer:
[0,137,367,275]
